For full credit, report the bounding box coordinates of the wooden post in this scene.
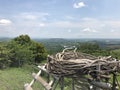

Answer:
[112,73,116,90]
[60,77,64,90]
[72,78,75,90]
[47,73,50,83]
[45,73,50,90]
[49,77,56,86]
[95,64,101,90]
[52,78,60,90]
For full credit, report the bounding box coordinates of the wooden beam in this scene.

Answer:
[32,73,52,90]
[29,70,42,86]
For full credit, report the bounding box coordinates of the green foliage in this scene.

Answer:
[8,40,34,67]
[30,42,47,63]
[78,42,111,56]
[37,39,77,54]
[7,35,47,67]
[42,42,64,54]
[13,34,31,45]
[92,49,110,56]
[78,42,100,53]
[110,49,120,59]
[0,43,11,69]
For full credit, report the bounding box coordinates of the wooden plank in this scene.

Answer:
[32,73,52,90]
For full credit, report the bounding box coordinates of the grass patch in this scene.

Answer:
[0,67,120,90]
[0,67,43,90]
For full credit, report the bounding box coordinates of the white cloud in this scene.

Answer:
[65,16,74,20]
[82,17,97,21]
[106,20,120,28]
[23,15,37,20]
[47,21,82,28]
[82,28,97,33]
[15,12,49,21]
[0,19,12,25]
[73,2,86,8]
[1,15,120,38]
[39,23,46,27]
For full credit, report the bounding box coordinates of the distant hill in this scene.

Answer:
[33,38,120,51]
[1,37,120,50]
[0,37,11,42]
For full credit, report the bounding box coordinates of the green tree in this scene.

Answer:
[7,35,47,67]
[13,34,31,45]
[8,40,33,67]
[78,43,100,54]
[30,42,47,63]
[0,44,11,69]
[110,50,120,59]
[78,42,110,56]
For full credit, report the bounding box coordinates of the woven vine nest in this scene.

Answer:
[47,50,120,77]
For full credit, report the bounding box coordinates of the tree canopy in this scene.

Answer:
[0,35,48,68]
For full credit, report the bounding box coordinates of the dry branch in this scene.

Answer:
[46,49,120,77]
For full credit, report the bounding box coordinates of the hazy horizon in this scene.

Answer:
[1,36,120,40]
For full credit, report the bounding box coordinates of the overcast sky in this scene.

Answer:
[0,0,120,38]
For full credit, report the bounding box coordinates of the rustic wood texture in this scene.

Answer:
[24,48,120,90]
[46,48,120,77]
